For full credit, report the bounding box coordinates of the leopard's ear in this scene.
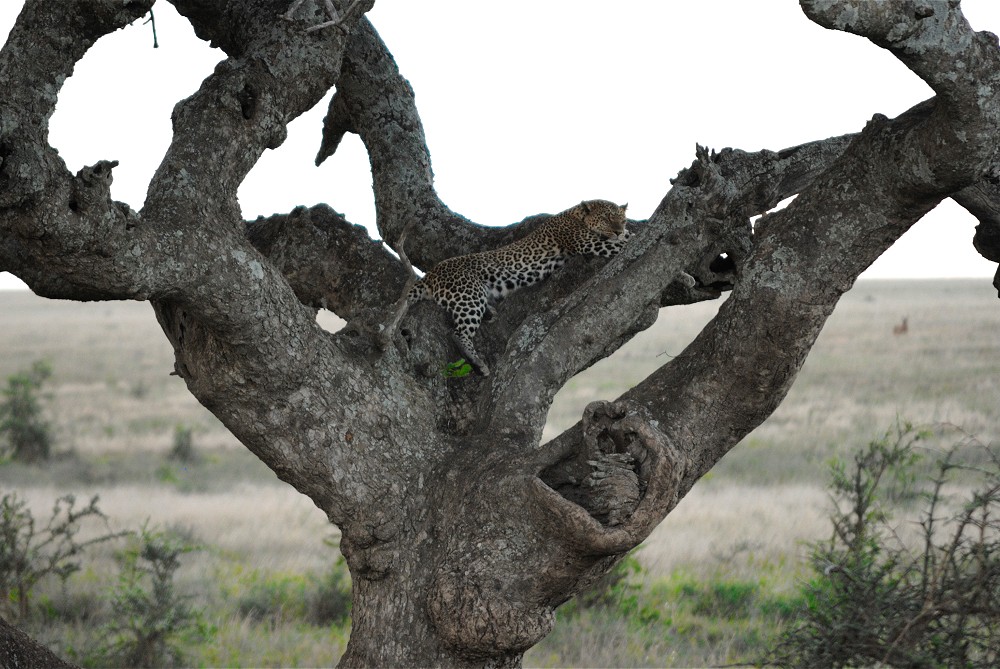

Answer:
[620,202,628,212]
[580,200,592,214]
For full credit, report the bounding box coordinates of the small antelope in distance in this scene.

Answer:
[892,317,908,335]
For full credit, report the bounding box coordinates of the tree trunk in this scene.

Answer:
[1,0,999,666]
[0,615,80,669]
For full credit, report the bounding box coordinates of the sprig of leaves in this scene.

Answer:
[441,359,473,378]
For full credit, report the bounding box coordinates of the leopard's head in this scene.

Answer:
[578,200,628,240]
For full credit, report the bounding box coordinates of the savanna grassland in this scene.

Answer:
[1,279,998,667]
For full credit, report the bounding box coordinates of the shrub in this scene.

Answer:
[168,425,195,463]
[0,492,123,620]
[688,579,760,618]
[307,552,352,626]
[234,569,309,624]
[232,539,352,627]
[0,359,54,463]
[97,526,211,668]
[769,424,1000,668]
[562,552,661,624]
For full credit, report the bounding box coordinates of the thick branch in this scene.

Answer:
[125,7,359,421]
[801,0,1000,190]
[0,1,159,298]
[0,0,419,532]
[491,137,862,439]
[643,1,1000,487]
[130,3,438,527]
[320,18,563,268]
[321,19,478,264]
[954,178,1000,292]
[0,0,154,147]
[688,134,856,217]
[0,615,79,669]
[246,205,409,319]
[540,1,1000,545]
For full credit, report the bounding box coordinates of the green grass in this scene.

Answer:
[9,512,797,669]
[14,541,353,668]
[527,565,805,668]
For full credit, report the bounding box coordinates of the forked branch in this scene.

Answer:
[377,221,419,350]
[284,0,376,34]
[540,0,1000,529]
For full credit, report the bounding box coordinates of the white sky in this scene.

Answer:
[2,0,999,291]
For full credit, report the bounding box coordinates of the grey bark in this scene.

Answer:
[0,615,80,669]
[1,0,999,667]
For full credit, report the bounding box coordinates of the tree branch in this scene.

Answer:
[0,0,421,532]
[535,0,1000,547]
[319,18,564,268]
[954,178,1000,292]
[647,0,1000,489]
[0,615,79,669]
[490,136,861,439]
[0,1,158,299]
[319,19,474,263]
[246,205,409,319]
[801,0,1000,190]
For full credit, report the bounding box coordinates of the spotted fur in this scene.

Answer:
[407,200,630,376]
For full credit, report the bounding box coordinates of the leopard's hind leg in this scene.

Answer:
[442,287,491,377]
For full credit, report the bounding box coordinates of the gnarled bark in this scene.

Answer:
[1,0,999,666]
[0,615,80,669]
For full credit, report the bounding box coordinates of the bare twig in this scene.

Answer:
[284,0,375,34]
[143,10,158,48]
[378,222,419,351]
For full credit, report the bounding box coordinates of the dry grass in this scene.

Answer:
[639,482,829,580]
[1,279,998,666]
[549,280,999,449]
[2,279,997,571]
[0,295,346,455]
[6,483,334,574]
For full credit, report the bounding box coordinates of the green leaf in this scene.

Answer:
[441,359,473,378]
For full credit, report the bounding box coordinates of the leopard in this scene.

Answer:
[398,199,631,377]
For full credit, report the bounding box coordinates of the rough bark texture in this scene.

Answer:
[0,615,80,669]
[2,0,999,666]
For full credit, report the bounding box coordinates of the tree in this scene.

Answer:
[1,0,999,666]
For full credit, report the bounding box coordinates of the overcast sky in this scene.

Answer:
[2,0,1000,291]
